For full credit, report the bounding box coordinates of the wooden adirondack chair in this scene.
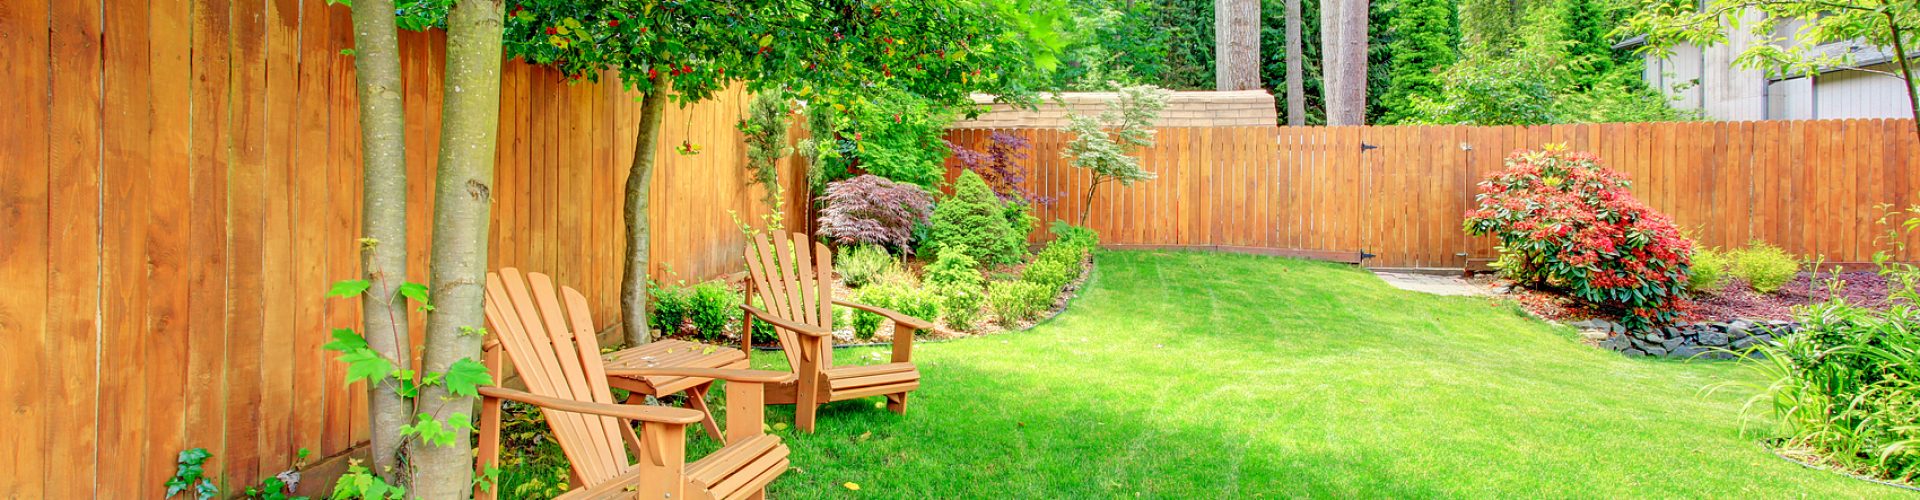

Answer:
[477,268,796,500]
[739,232,931,433]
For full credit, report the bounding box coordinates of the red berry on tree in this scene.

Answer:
[682,64,692,73]
[607,20,619,27]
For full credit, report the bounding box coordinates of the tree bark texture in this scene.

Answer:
[408,0,503,496]
[1323,0,1368,125]
[348,0,412,484]
[621,75,669,347]
[1285,0,1306,125]
[1214,0,1261,91]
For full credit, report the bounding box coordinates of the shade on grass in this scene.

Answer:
[504,251,1900,497]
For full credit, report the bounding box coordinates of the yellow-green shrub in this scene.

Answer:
[1729,242,1799,294]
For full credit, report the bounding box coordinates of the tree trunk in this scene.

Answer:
[348,0,411,484]
[1323,0,1369,125]
[1285,0,1305,125]
[621,75,669,346]
[408,0,503,496]
[1214,0,1261,91]
[1886,15,1920,144]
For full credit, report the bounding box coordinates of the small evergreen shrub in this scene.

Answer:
[1687,247,1729,293]
[1463,147,1693,331]
[836,245,898,289]
[924,245,987,331]
[648,282,694,337]
[1729,242,1799,294]
[1003,201,1038,255]
[1048,220,1100,250]
[848,284,940,341]
[987,280,1053,326]
[685,280,743,341]
[923,245,985,292]
[1021,258,1073,292]
[818,175,934,253]
[931,171,1026,265]
[940,285,985,331]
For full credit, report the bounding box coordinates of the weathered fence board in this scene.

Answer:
[0,0,799,495]
[947,120,1920,268]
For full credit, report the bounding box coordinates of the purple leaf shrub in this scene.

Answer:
[818,175,934,253]
[946,132,1051,205]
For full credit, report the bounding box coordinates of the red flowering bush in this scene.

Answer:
[1464,148,1693,331]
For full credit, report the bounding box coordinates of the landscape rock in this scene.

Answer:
[1595,318,1789,361]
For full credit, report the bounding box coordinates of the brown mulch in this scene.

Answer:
[1482,271,1899,325]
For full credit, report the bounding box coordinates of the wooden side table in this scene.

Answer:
[602,338,751,441]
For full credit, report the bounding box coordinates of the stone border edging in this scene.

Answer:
[1760,438,1920,493]
[1574,318,1795,359]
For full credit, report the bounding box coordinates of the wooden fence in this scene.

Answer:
[0,0,802,496]
[946,120,1920,268]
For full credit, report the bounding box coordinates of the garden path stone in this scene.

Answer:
[1372,271,1492,296]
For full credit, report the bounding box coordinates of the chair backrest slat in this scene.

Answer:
[485,269,630,486]
[742,232,837,369]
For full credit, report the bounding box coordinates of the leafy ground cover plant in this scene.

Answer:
[1464,146,1693,331]
[837,244,900,289]
[1730,242,1800,294]
[818,174,934,254]
[931,171,1027,265]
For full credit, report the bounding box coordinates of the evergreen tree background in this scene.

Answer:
[1049,0,1685,126]
[1379,0,1458,124]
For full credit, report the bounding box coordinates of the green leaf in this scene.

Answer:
[402,413,458,447]
[396,282,431,311]
[322,328,369,352]
[328,279,372,298]
[758,34,773,47]
[443,358,494,398]
[338,349,396,385]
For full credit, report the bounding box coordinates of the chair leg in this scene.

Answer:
[685,383,724,442]
[886,392,908,415]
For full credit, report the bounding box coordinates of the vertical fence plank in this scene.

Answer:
[0,0,51,497]
[49,0,105,494]
[144,0,195,493]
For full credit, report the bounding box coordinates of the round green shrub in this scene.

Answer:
[647,281,694,337]
[1021,259,1073,292]
[685,280,744,342]
[849,283,939,341]
[931,171,1026,265]
[987,280,1053,327]
[837,245,899,289]
[1686,247,1729,293]
[940,285,985,331]
[1729,242,1799,294]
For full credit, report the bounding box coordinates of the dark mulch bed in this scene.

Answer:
[1481,271,1898,324]
[1688,272,1893,321]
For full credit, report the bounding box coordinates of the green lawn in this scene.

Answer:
[507,251,1902,497]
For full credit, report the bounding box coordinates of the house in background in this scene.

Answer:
[1616,17,1914,121]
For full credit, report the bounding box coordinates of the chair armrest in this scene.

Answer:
[604,367,797,385]
[832,299,935,330]
[476,386,704,425]
[741,304,832,337]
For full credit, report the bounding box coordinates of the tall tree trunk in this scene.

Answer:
[1323,0,1369,125]
[1285,0,1305,125]
[408,0,503,496]
[1886,16,1920,144]
[1215,0,1261,91]
[621,74,669,347]
[348,0,411,484]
